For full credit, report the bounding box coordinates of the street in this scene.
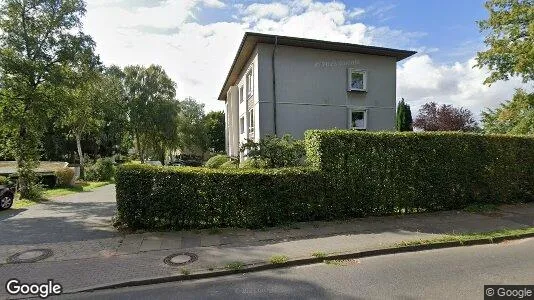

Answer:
[59,237,534,300]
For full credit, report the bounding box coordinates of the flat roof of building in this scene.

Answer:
[218,32,417,101]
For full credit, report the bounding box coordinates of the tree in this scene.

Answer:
[0,0,95,198]
[123,65,177,163]
[204,111,225,153]
[476,0,534,84]
[396,98,413,131]
[413,102,479,132]
[176,98,208,156]
[482,89,534,134]
[61,69,126,177]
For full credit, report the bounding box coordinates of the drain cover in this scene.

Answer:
[163,252,198,266]
[7,249,53,264]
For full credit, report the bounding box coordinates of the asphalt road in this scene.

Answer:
[57,237,534,300]
[0,184,118,245]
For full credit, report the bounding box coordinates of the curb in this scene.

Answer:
[68,231,534,294]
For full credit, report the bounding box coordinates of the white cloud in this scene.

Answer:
[397,54,533,118]
[201,0,226,9]
[82,0,527,116]
[242,3,290,22]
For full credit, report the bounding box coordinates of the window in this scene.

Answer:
[239,85,244,103]
[351,110,367,130]
[239,116,245,134]
[248,109,255,137]
[348,69,367,91]
[246,67,253,98]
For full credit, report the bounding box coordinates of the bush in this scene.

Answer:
[305,130,534,215]
[55,167,75,187]
[85,158,115,181]
[239,157,268,169]
[116,164,323,230]
[241,134,305,168]
[220,160,238,169]
[116,131,534,231]
[205,155,231,168]
[0,176,9,185]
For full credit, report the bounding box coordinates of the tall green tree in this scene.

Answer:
[476,0,534,84]
[482,89,534,134]
[177,98,208,156]
[61,69,126,177]
[396,98,413,131]
[123,65,177,163]
[204,111,225,153]
[0,0,95,198]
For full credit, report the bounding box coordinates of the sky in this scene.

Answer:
[83,0,532,117]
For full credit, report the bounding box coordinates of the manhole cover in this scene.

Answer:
[163,252,198,266]
[7,249,53,264]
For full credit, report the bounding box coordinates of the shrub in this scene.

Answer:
[241,134,306,168]
[205,155,231,168]
[0,176,9,185]
[220,160,238,169]
[306,130,534,215]
[55,167,75,187]
[115,164,323,230]
[85,158,115,181]
[116,131,534,231]
[239,157,268,169]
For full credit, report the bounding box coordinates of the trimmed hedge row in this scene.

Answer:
[116,131,534,230]
[116,164,323,229]
[306,130,534,214]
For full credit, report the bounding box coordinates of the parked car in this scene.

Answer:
[0,183,15,210]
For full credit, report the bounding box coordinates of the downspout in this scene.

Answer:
[272,36,278,136]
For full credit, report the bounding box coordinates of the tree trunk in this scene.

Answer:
[135,131,145,163]
[76,132,84,179]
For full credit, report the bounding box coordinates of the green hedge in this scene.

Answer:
[306,130,534,214]
[116,131,534,230]
[116,164,323,230]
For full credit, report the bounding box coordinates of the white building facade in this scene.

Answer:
[219,33,416,158]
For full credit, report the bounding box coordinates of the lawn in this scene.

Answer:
[43,181,112,198]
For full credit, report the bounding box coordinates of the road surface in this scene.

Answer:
[58,237,534,299]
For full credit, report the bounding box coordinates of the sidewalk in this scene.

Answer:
[1,202,533,296]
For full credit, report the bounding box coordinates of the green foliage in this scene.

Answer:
[123,65,177,164]
[115,164,323,230]
[239,157,268,169]
[116,131,534,231]
[85,158,115,181]
[396,98,413,131]
[240,134,306,168]
[220,160,238,169]
[482,89,534,134]
[476,0,534,84]
[0,0,96,197]
[205,155,231,168]
[176,98,208,156]
[204,111,225,153]
[306,130,534,216]
[269,255,289,264]
[55,168,75,187]
[0,176,9,185]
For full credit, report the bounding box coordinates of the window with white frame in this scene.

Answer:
[246,66,253,98]
[351,110,367,130]
[348,69,367,91]
[247,108,254,137]
[239,85,244,103]
[239,116,245,134]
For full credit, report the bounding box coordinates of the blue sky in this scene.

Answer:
[84,0,529,115]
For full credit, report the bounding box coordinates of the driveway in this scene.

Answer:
[0,184,118,245]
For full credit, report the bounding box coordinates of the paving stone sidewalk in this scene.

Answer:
[1,201,533,296]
